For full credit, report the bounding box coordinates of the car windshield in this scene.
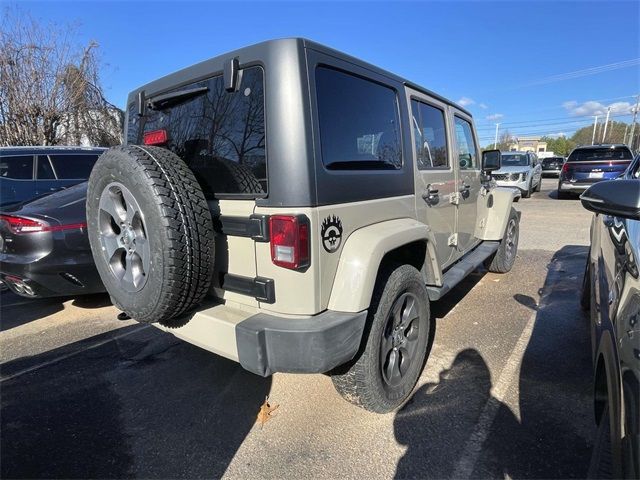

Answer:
[501,154,529,167]
[567,147,632,162]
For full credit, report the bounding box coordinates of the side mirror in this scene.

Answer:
[482,149,501,172]
[580,179,640,220]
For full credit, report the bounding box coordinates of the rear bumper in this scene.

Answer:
[155,303,367,377]
[0,257,104,298]
[558,181,591,192]
[542,169,560,177]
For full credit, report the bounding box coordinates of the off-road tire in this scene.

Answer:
[522,180,532,198]
[86,145,214,324]
[331,264,431,413]
[484,207,519,273]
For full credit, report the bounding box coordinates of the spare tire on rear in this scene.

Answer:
[86,145,214,324]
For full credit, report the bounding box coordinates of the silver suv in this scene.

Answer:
[492,151,542,198]
[86,39,520,413]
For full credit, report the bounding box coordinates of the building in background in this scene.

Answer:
[509,136,547,153]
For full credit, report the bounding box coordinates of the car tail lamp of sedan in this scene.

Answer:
[269,215,310,270]
[0,215,86,234]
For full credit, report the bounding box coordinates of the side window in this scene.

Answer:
[48,155,99,179]
[410,99,448,169]
[37,156,56,179]
[453,117,478,170]
[0,155,33,179]
[316,66,402,170]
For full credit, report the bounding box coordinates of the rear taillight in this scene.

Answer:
[269,215,310,270]
[561,162,570,173]
[143,129,168,145]
[0,215,86,234]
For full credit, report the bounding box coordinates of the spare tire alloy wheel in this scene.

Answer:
[87,145,214,324]
[98,182,150,292]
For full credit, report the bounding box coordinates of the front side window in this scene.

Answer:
[316,66,402,170]
[410,100,448,169]
[453,117,478,170]
[136,66,266,197]
[0,155,33,179]
[48,154,99,179]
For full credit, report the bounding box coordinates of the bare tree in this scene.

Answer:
[0,8,123,147]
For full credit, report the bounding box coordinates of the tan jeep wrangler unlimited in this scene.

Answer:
[87,39,519,413]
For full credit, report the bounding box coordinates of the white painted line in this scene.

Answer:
[0,325,148,383]
[452,309,537,479]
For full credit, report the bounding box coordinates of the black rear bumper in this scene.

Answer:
[235,310,368,376]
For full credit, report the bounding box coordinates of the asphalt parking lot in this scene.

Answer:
[1,178,595,479]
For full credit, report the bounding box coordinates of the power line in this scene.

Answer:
[475,111,633,129]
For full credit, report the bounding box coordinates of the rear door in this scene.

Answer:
[407,89,457,267]
[130,66,267,308]
[451,112,482,254]
[0,155,35,206]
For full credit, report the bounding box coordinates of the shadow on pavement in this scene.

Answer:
[0,292,112,332]
[394,245,593,479]
[1,325,272,478]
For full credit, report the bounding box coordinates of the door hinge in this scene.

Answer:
[448,233,458,247]
[449,192,461,205]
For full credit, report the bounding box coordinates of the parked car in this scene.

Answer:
[580,156,639,478]
[0,182,104,298]
[541,156,565,177]
[0,146,106,207]
[558,144,634,199]
[85,38,520,413]
[491,151,542,198]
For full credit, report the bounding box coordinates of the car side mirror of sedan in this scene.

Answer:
[580,179,640,220]
[482,149,501,173]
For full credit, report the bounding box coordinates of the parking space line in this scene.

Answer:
[0,325,149,383]
[452,309,537,478]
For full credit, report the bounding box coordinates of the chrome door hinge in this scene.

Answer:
[448,233,458,247]
[450,192,461,205]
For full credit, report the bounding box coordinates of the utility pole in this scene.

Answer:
[623,124,629,145]
[628,95,639,151]
[591,115,598,145]
[494,123,500,149]
[601,107,611,143]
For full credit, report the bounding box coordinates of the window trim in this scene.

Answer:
[409,96,452,171]
[453,114,481,171]
[0,154,36,181]
[315,64,404,173]
[36,155,58,180]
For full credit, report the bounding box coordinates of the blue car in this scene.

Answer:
[558,144,633,199]
[0,146,106,207]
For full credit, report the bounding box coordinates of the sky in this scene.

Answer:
[12,0,640,146]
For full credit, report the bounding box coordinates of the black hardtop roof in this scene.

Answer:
[0,146,107,156]
[129,37,471,117]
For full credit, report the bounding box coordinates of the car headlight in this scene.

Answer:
[509,173,521,181]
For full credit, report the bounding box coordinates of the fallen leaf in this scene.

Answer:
[256,396,279,429]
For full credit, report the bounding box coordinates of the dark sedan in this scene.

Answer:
[540,156,565,177]
[558,144,633,199]
[0,182,104,298]
[580,156,639,478]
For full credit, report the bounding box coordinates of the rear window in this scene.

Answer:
[568,147,632,162]
[129,66,266,198]
[0,155,33,179]
[48,154,99,179]
[315,66,402,170]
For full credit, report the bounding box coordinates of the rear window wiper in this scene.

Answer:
[147,86,209,110]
